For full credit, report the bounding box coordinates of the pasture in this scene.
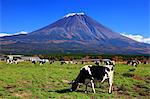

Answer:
[0,61,149,98]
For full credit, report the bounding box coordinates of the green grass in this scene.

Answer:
[0,61,149,98]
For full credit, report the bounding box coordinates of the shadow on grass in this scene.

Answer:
[55,89,71,93]
[55,88,86,93]
[128,68,135,72]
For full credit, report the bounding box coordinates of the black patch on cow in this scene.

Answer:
[75,68,92,83]
[89,66,108,81]
[111,67,114,71]
[106,68,110,72]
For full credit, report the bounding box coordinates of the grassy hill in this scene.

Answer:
[0,61,149,98]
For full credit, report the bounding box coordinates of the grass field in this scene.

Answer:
[0,61,149,98]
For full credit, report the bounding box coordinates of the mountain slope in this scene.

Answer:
[0,13,150,54]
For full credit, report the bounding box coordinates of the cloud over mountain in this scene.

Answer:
[0,31,28,37]
[121,33,150,44]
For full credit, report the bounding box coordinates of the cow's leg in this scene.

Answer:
[108,79,112,93]
[6,60,9,64]
[84,79,90,93]
[15,61,17,64]
[90,80,95,93]
[85,84,88,93]
[10,60,13,64]
[101,74,108,83]
[108,72,113,93]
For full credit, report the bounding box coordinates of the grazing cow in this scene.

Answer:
[60,60,77,65]
[32,60,36,64]
[70,65,114,93]
[73,61,78,64]
[61,61,66,65]
[95,59,115,66]
[6,59,11,64]
[103,59,115,65]
[127,60,139,67]
[69,61,74,64]
[143,61,148,64]
[50,60,55,64]
[39,60,46,65]
[6,59,18,64]
[61,61,70,65]
[13,59,18,64]
[69,61,78,64]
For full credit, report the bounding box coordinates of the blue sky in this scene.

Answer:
[0,0,149,37]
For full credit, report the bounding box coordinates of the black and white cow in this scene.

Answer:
[61,61,70,65]
[61,61,67,65]
[127,60,139,67]
[103,59,115,65]
[6,59,18,64]
[50,60,55,64]
[39,60,46,65]
[95,59,115,66]
[32,60,36,64]
[70,65,114,93]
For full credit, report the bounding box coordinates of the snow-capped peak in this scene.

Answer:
[64,12,85,18]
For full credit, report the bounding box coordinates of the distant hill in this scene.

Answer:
[1,13,150,55]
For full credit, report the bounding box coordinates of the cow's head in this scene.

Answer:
[69,81,79,92]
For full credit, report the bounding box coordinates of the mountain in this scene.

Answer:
[0,13,150,54]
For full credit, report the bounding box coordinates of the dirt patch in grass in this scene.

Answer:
[42,84,55,89]
[145,76,150,83]
[41,82,60,89]
[113,85,131,99]
[134,84,150,96]
[146,76,150,80]
[133,75,144,80]
[4,85,16,93]
[17,80,31,85]
[13,92,32,98]
[113,85,129,95]
[122,72,134,78]
[4,85,16,89]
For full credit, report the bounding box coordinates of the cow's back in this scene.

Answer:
[90,66,107,80]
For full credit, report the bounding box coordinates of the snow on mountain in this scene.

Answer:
[64,12,85,18]
[15,31,28,35]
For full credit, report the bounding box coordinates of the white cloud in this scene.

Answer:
[121,33,150,44]
[0,33,12,37]
[0,31,28,37]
